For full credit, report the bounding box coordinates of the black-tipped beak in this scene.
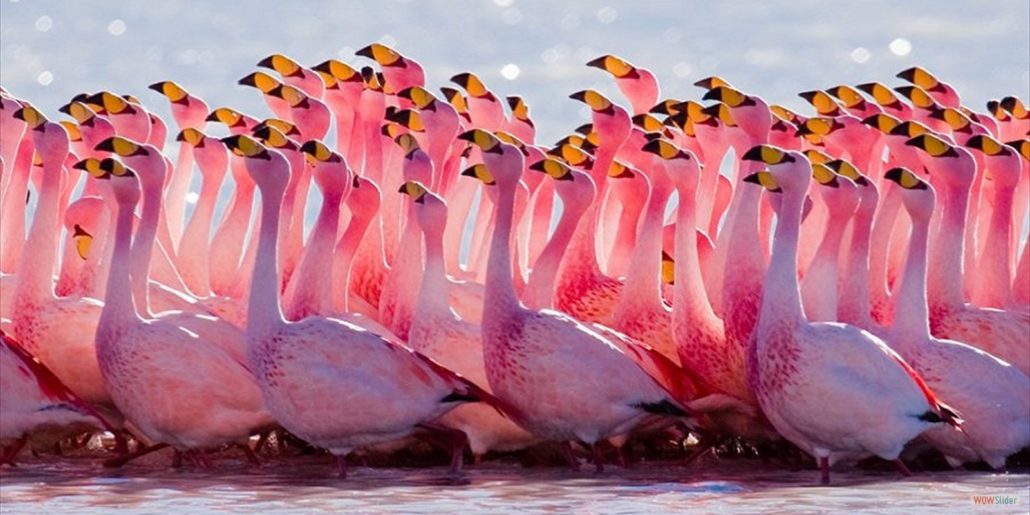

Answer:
[457,130,477,143]
[798,91,818,103]
[299,140,319,156]
[450,73,471,88]
[569,90,587,102]
[460,166,478,177]
[641,139,662,156]
[94,138,115,152]
[147,82,164,93]
[896,68,916,82]
[238,74,258,87]
[585,56,606,69]
[742,173,762,185]
[257,56,275,69]
[355,45,374,59]
[701,89,720,102]
[884,167,905,183]
[742,146,765,162]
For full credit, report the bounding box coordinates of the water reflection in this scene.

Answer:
[2,455,1027,513]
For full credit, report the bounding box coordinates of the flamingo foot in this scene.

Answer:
[819,457,831,485]
[104,443,169,468]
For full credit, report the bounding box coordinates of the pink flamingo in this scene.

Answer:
[1,330,108,465]
[93,159,270,467]
[906,134,1030,373]
[147,80,209,245]
[965,134,1023,309]
[173,128,226,297]
[402,181,535,462]
[356,43,426,93]
[226,134,495,478]
[462,128,691,471]
[587,54,659,115]
[554,90,630,324]
[897,66,961,109]
[9,107,107,405]
[884,166,1029,468]
[743,144,960,485]
[55,196,107,299]
[799,164,859,322]
[257,54,325,98]
[312,59,365,165]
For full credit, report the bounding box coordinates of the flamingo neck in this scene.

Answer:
[177,164,223,297]
[978,181,1015,304]
[838,199,876,327]
[416,225,451,318]
[129,176,164,315]
[803,205,850,321]
[165,144,195,242]
[15,160,63,302]
[616,176,671,316]
[484,181,521,328]
[673,185,718,321]
[331,204,375,313]
[760,187,806,330]
[892,211,932,345]
[246,180,287,338]
[928,177,969,310]
[524,199,585,309]
[284,186,344,317]
[100,197,143,332]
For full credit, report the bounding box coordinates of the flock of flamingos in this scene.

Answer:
[0,44,1028,486]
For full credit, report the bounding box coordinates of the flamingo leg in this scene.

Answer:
[819,456,831,485]
[894,459,913,477]
[416,423,468,474]
[103,443,169,468]
[335,454,348,479]
[591,443,605,473]
[560,441,581,471]
[240,444,261,466]
[0,436,27,465]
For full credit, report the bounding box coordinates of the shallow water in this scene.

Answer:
[2,455,1027,514]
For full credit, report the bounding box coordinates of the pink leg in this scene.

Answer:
[819,456,831,485]
[894,459,913,477]
[241,444,261,466]
[591,443,604,473]
[104,443,169,468]
[416,423,468,475]
[335,454,348,479]
[0,436,27,465]
[560,441,581,471]
[253,431,270,454]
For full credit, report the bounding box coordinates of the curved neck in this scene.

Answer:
[760,186,806,329]
[673,185,718,320]
[892,211,932,345]
[484,180,521,329]
[100,198,142,331]
[177,166,223,296]
[524,200,585,309]
[331,204,374,313]
[616,176,671,315]
[928,179,970,309]
[838,199,876,327]
[15,160,63,302]
[284,187,343,316]
[129,177,163,315]
[246,180,287,337]
[416,225,451,318]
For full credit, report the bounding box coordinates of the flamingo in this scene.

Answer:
[224,134,496,479]
[1,330,108,465]
[586,54,660,115]
[401,181,535,461]
[461,128,691,471]
[905,134,1030,373]
[92,158,270,467]
[883,166,1029,469]
[356,43,426,93]
[257,54,325,98]
[8,106,108,405]
[743,144,960,485]
[964,134,1023,309]
[147,80,209,245]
